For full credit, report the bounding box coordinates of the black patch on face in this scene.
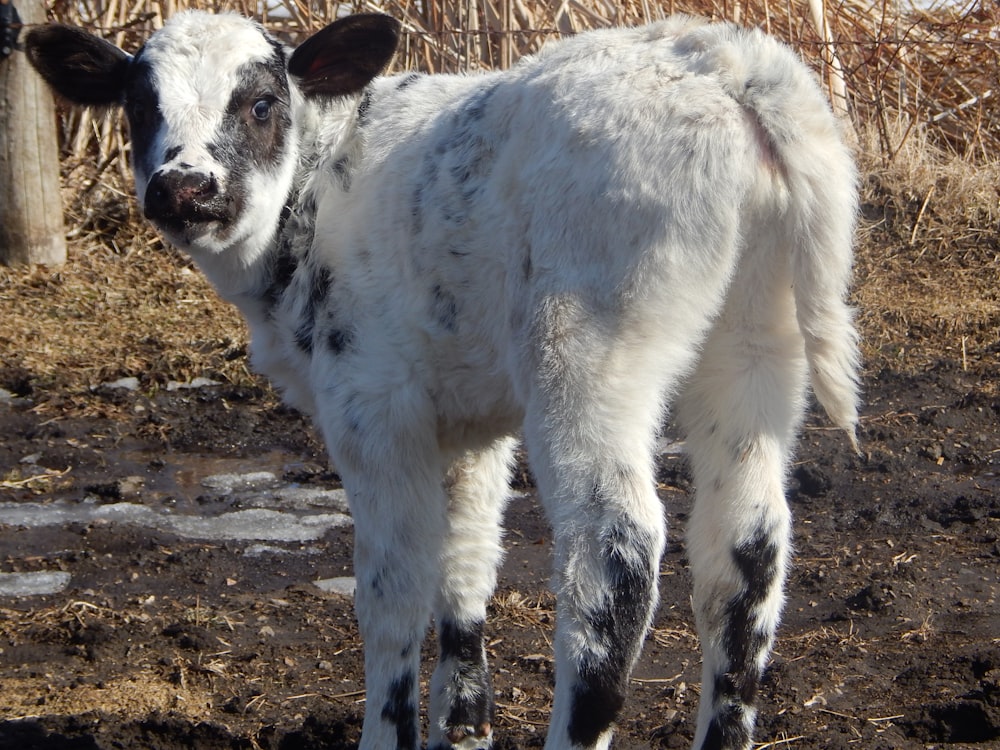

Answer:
[123,57,164,183]
[381,672,418,750]
[204,48,292,235]
[522,249,532,281]
[568,512,659,747]
[431,285,458,333]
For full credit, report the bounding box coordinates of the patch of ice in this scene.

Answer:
[313,576,356,597]
[0,571,71,597]
[201,471,280,494]
[272,486,350,512]
[167,508,352,542]
[166,377,222,391]
[0,501,352,543]
[100,377,141,391]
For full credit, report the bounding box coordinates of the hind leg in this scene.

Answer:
[429,436,517,750]
[520,296,691,750]
[677,315,809,750]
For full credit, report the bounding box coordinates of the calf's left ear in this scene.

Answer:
[289,13,400,98]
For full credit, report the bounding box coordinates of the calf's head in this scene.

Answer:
[26,11,398,263]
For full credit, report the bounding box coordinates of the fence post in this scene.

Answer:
[0,0,66,266]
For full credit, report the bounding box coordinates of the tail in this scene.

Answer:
[718,23,863,450]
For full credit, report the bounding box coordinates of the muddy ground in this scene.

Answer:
[0,349,998,750]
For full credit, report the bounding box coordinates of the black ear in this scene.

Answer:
[288,14,400,98]
[25,25,131,106]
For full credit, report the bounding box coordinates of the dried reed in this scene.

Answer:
[2,0,994,393]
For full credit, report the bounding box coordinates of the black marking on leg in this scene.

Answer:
[723,526,779,701]
[701,703,750,750]
[705,526,781,749]
[438,620,494,745]
[568,516,659,747]
[439,619,483,662]
[382,672,418,750]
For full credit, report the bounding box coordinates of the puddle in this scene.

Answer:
[0,451,356,596]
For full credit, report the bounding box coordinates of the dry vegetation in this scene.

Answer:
[0,0,997,399]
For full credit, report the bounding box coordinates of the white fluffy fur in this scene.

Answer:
[32,12,860,750]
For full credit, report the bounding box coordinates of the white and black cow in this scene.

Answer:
[26,12,860,749]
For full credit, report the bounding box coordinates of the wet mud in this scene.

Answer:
[0,359,998,749]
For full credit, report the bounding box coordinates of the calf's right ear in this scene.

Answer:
[25,25,131,107]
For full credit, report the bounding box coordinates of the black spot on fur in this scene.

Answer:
[381,673,418,750]
[522,250,532,281]
[331,156,352,192]
[263,243,298,313]
[396,73,421,90]
[432,285,458,333]
[164,146,182,162]
[459,83,496,122]
[369,568,385,598]
[357,88,373,124]
[417,82,502,230]
[326,327,354,355]
[294,268,333,354]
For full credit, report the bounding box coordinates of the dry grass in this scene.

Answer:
[1,0,997,397]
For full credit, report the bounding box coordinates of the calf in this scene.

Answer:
[26,12,859,749]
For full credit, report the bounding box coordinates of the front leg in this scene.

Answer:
[429,437,517,749]
[321,390,449,750]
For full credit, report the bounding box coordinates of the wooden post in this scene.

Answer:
[0,0,66,266]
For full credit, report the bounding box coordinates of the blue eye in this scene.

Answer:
[251,98,272,122]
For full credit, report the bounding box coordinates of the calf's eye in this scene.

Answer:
[251,98,273,122]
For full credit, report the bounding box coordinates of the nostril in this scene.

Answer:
[144,170,227,226]
[177,173,218,202]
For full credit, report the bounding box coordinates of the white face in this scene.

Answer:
[123,12,300,262]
